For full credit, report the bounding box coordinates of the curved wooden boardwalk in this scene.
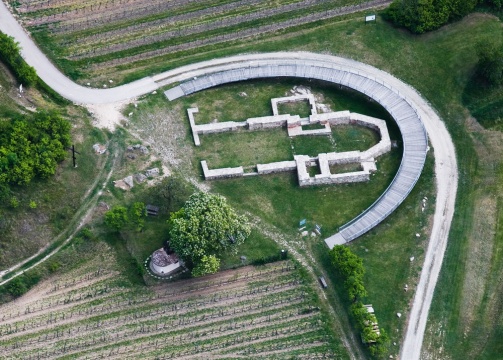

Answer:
[167,59,428,246]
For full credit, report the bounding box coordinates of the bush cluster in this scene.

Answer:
[0,110,71,186]
[330,245,389,357]
[0,31,37,86]
[475,41,503,86]
[104,202,147,232]
[383,0,479,34]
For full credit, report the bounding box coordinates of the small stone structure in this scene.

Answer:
[123,175,134,188]
[134,173,147,183]
[363,304,381,341]
[92,143,106,154]
[145,167,160,177]
[192,95,391,186]
[149,248,181,276]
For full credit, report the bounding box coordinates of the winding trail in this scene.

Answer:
[0,2,458,359]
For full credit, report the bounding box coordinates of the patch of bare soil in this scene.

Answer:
[85,100,132,130]
[129,102,209,191]
[0,259,335,359]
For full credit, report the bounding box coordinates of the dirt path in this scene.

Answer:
[0,152,118,287]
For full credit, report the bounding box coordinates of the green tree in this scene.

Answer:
[0,110,70,186]
[191,254,221,277]
[476,41,503,86]
[168,192,250,273]
[130,202,146,231]
[0,31,38,86]
[158,175,194,213]
[330,245,367,302]
[483,0,502,9]
[383,0,477,34]
[104,206,129,231]
[6,277,27,297]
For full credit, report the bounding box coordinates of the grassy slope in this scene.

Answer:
[0,63,108,269]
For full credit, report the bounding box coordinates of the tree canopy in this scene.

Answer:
[168,192,251,277]
[475,41,503,86]
[0,31,37,86]
[0,110,71,186]
[330,245,367,302]
[383,0,478,34]
[104,206,129,231]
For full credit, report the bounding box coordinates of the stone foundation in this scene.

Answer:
[201,160,244,180]
[189,95,392,185]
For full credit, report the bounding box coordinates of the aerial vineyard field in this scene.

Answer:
[0,254,342,359]
[9,0,391,83]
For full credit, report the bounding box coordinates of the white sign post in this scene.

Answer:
[365,14,376,24]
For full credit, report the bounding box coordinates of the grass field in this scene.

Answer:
[127,77,418,358]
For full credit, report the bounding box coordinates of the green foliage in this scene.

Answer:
[191,254,221,277]
[157,176,195,213]
[5,271,41,298]
[5,277,26,297]
[79,227,94,241]
[104,206,129,231]
[483,0,502,9]
[29,200,37,209]
[9,196,19,208]
[129,202,146,231]
[168,192,251,272]
[383,0,478,33]
[330,245,367,302]
[331,246,389,356]
[47,261,61,273]
[475,40,503,86]
[0,31,37,86]
[0,110,71,186]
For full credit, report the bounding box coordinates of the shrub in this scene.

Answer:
[104,206,129,231]
[0,31,38,86]
[9,197,19,208]
[6,277,27,297]
[475,41,503,86]
[383,0,478,34]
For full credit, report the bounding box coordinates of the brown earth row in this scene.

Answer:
[67,0,337,58]
[88,0,392,70]
[5,309,319,358]
[0,288,305,342]
[0,264,298,335]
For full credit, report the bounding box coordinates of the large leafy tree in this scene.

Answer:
[0,110,71,186]
[168,192,251,277]
[383,0,477,34]
[104,206,129,231]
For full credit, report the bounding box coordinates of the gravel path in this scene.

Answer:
[0,2,458,358]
